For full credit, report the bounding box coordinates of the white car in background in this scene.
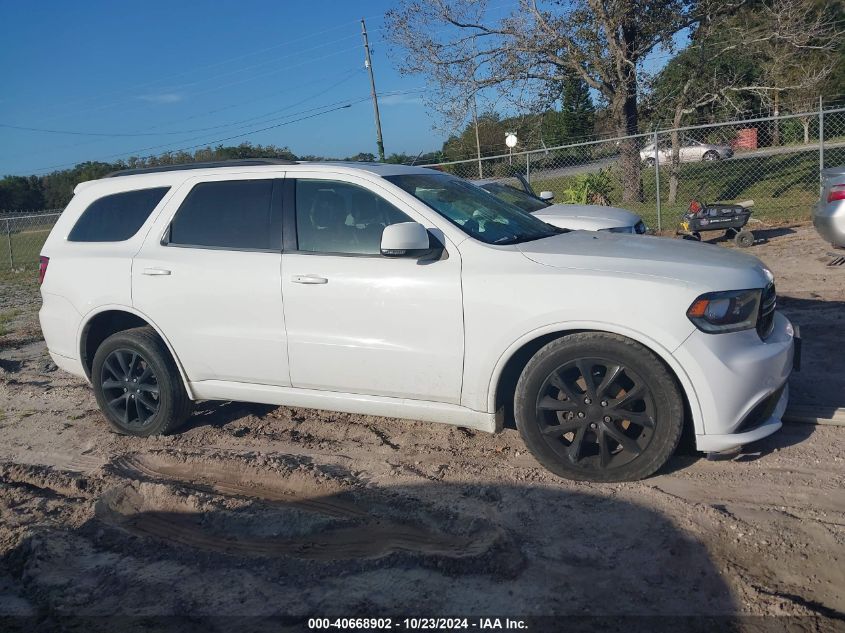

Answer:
[39,160,795,483]
[640,139,733,166]
[475,175,647,234]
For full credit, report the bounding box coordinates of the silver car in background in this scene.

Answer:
[640,139,733,166]
[474,174,647,234]
[814,166,845,247]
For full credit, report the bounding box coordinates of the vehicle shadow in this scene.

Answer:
[699,225,796,245]
[181,400,278,432]
[0,475,740,630]
[777,295,845,411]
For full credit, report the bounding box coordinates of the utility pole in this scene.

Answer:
[361,18,385,162]
[472,95,483,178]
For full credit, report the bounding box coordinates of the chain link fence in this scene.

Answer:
[3,106,844,272]
[1,211,62,272]
[426,106,845,233]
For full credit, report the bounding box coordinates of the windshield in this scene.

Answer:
[479,182,549,213]
[386,173,560,245]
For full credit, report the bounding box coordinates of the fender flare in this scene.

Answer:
[77,304,196,400]
[485,320,703,435]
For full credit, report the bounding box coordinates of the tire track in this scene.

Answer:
[99,452,506,562]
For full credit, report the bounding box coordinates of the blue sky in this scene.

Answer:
[0,1,681,177]
[0,0,454,176]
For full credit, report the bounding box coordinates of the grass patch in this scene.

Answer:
[1,228,51,273]
[0,308,21,336]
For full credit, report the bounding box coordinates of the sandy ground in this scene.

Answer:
[0,222,843,631]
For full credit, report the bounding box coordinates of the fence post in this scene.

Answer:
[5,219,12,270]
[819,96,825,190]
[653,130,661,232]
[526,152,531,184]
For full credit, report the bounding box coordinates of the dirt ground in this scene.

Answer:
[0,222,843,631]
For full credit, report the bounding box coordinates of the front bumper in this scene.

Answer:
[673,311,795,453]
[695,384,786,452]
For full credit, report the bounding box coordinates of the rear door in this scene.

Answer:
[132,173,289,386]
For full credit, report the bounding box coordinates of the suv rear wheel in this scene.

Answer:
[514,333,683,482]
[92,326,192,436]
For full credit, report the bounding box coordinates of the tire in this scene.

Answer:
[702,150,720,161]
[92,326,192,436]
[514,332,684,482]
[643,157,655,168]
[735,230,754,247]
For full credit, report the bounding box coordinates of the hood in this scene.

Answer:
[518,231,772,291]
[533,204,641,231]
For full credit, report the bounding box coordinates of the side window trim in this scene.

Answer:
[282,177,298,252]
[161,178,284,253]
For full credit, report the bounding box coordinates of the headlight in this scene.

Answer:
[687,289,761,333]
[599,226,635,234]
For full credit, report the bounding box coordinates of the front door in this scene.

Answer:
[281,173,464,403]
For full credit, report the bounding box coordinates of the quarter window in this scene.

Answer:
[68,187,170,242]
[295,180,412,255]
[168,179,279,250]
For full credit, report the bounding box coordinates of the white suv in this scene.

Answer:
[38,159,797,482]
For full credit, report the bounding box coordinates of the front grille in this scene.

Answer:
[756,282,776,339]
[735,385,785,433]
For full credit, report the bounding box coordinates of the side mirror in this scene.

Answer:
[539,191,555,201]
[381,222,437,258]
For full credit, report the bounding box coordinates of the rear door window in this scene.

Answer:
[168,179,281,250]
[68,187,170,242]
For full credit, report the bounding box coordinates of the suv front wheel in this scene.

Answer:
[514,332,684,482]
[92,326,192,436]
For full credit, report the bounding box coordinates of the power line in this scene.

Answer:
[35,42,369,126]
[1,71,366,138]
[28,89,426,175]
[20,16,385,121]
[8,66,366,161]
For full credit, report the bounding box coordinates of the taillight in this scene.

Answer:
[828,184,845,203]
[38,256,49,285]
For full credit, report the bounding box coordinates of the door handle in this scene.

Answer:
[142,267,171,276]
[291,274,328,284]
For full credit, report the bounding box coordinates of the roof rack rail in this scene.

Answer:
[105,158,297,177]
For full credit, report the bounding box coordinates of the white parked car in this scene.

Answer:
[475,174,647,234]
[39,160,796,482]
[640,139,733,166]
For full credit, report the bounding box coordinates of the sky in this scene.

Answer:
[0,1,681,177]
[0,0,459,176]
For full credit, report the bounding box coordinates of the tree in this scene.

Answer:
[386,0,706,203]
[645,0,841,202]
[541,75,595,147]
[646,6,758,203]
[346,152,377,162]
[0,175,45,210]
[735,0,841,145]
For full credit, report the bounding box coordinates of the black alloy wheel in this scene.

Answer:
[514,333,684,482]
[91,326,192,436]
[100,348,160,427]
[535,358,657,470]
